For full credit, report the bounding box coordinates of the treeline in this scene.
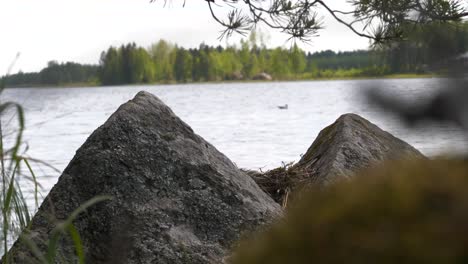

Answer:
[97,39,385,85]
[2,61,98,87]
[95,22,468,85]
[382,22,468,73]
[3,22,468,87]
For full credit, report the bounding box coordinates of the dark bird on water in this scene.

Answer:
[278,104,288,110]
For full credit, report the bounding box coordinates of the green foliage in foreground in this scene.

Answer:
[15,196,111,264]
[231,158,468,264]
[0,72,110,263]
[0,75,34,262]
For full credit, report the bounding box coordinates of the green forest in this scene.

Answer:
[2,61,99,87]
[3,22,468,87]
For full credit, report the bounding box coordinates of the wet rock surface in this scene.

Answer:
[6,91,281,264]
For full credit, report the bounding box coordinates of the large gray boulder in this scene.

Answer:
[293,113,424,186]
[6,91,281,263]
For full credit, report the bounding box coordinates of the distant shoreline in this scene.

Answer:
[4,73,438,89]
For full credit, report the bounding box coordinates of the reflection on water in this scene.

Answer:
[2,78,467,205]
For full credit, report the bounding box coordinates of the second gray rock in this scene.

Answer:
[294,113,425,186]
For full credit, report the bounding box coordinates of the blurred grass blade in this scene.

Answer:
[0,102,25,166]
[23,159,39,209]
[45,231,61,263]
[68,224,85,264]
[63,196,111,227]
[45,195,111,263]
[3,161,18,215]
[12,182,31,229]
[0,53,20,94]
[19,234,48,264]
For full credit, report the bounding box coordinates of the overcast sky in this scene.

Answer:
[0,0,370,74]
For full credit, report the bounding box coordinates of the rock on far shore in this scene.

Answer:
[293,113,425,186]
[252,72,272,81]
[6,91,281,264]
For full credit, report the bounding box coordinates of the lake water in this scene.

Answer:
[2,78,468,206]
